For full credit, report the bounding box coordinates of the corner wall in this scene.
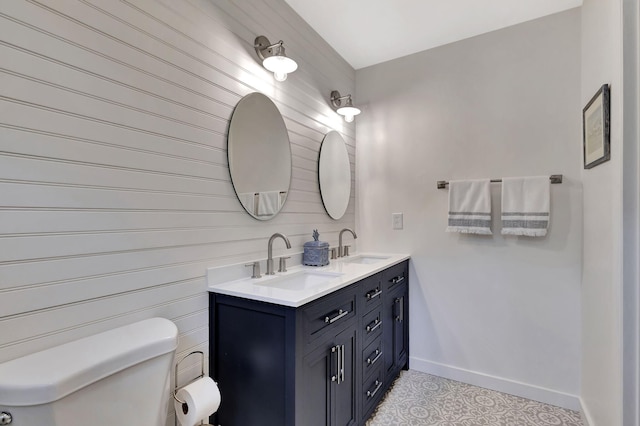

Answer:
[621,2,640,424]
[356,9,582,409]
[579,0,625,424]
[0,1,354,422]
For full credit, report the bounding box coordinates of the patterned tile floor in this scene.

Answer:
[367,370,583,426]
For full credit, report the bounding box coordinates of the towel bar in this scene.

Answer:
[437,174,562,189]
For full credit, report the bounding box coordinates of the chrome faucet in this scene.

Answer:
[338,228,357,258]
[267,232,292,275]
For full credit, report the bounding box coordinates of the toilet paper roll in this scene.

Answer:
[174,377,221,426]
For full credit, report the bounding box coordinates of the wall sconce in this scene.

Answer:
[330,90,361,122]
[255,36,298,82]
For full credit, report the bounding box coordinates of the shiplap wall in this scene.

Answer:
[0,0,355,418]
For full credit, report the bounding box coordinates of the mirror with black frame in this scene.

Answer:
[227,92,292,220]
[318,131,351,220]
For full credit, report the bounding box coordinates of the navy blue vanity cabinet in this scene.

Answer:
[209,260,409,426]
[209,283,359,426]
[382,260,410,386]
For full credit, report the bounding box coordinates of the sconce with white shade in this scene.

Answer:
[330,90,361,122]
[255,36,298,82]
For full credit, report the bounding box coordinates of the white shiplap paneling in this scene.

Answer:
[0,0,355,419]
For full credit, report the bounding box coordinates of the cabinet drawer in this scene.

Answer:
[301,285,358,347]
[362,306,383,348]
[361,273,383,313]
[383,261,408,292]
[362,366,385,418]
[362,337,383,380]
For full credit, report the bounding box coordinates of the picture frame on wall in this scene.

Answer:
[583,84,611,169]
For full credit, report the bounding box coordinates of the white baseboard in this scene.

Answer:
[579,398,594,426]
[409,356,581,411]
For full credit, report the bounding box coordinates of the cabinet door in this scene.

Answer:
[333,325,358,426]
[382,286,396,379]
[391,285,409,369]
[383,282,409,382]
[300,340,333,426]
[300,325,357,426]
[211,294,292,426]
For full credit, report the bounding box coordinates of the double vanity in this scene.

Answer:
[208,253,410,426]
[214,91,407,425]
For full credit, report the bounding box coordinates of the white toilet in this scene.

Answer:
[0,317,178,425]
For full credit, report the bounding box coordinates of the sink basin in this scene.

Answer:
[256,270,344,291]
[341,255,390,265]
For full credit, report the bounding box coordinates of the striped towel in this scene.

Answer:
[446,180,492,235]
[501,176,550,237]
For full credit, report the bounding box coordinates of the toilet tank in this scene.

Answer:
[0,318,178,426]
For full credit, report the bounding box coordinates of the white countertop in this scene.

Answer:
[207,253,410,307]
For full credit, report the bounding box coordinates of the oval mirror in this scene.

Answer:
[319,131,351,220]
[228,93,292,220]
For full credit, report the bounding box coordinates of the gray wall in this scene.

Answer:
[0,0,354,421]
[356,9,582,409]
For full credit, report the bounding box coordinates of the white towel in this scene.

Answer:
[446,179,492,235]
[257,191,281,216]
[238,192,256,215]
[501,176,550,237]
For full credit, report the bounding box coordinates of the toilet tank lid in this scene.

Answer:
[0,317,178,406]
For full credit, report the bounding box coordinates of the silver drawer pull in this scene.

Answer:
[331,345,339,382]
[367,380,383,398]
[395,296,404,322]
[366,288,382,300]
[325,309,349,324]
[366,318,382,333]
[391,275,405,284]
[366,349,382,366]
[339,344,345,384]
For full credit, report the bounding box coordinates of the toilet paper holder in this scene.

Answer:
[173,350,213,426]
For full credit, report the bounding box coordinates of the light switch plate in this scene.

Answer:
[392,212,403,230]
